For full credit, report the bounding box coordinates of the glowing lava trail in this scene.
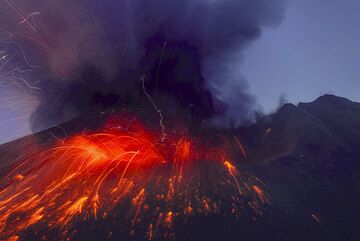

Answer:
[0,116,270,240]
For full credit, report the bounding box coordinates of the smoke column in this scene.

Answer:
[0,0,286,131]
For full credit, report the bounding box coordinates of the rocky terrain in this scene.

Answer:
[1,94,360,241]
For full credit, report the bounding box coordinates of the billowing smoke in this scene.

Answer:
[1,0,286,131]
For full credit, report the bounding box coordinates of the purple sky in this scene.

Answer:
[242,0,360,112]
[1,0,360,144]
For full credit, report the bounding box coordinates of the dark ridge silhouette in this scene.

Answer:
[1,95,360,240]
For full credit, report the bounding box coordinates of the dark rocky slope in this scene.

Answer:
[1,94,360,241]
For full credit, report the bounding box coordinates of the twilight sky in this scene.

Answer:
[242,0,360,113]
[1,0,360,144]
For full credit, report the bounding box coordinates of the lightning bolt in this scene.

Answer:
[0,32,41,95]
[141,74,166,142]
[19,12,40,25]
[4,0,38,32]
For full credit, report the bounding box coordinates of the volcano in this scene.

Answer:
[1,94,360,241]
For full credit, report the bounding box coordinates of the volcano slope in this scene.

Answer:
[1,94,360,241]
[238,94,360,241]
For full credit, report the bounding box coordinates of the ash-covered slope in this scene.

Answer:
[1,94,360,241]
[241,94,360,241]
[243,94,360,175]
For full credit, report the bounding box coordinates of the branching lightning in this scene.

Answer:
[141,74,167,142]
[4,0,38,32]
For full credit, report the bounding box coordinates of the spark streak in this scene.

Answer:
[4,0,38,32]
[19,12,40,25]
[234,135,247,157]
[0,115,270,240]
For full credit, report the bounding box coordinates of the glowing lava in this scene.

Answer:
[0,116,270,240]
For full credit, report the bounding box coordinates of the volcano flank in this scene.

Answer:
[1,94,360,241]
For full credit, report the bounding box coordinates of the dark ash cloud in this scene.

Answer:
[0,0,286,131]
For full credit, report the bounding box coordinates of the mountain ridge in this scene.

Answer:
[242,94,360,172]
[1,94,360,240]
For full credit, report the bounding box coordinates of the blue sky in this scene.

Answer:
[242,0,360,112]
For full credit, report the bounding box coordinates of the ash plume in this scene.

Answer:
[0,0,286,131]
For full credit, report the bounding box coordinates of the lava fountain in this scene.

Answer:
[0,115,270,240]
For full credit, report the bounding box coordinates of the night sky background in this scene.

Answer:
[0,0,359,144]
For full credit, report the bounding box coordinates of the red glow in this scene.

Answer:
[0,115,270,240]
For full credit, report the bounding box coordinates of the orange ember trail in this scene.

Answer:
[0,116,270,240]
